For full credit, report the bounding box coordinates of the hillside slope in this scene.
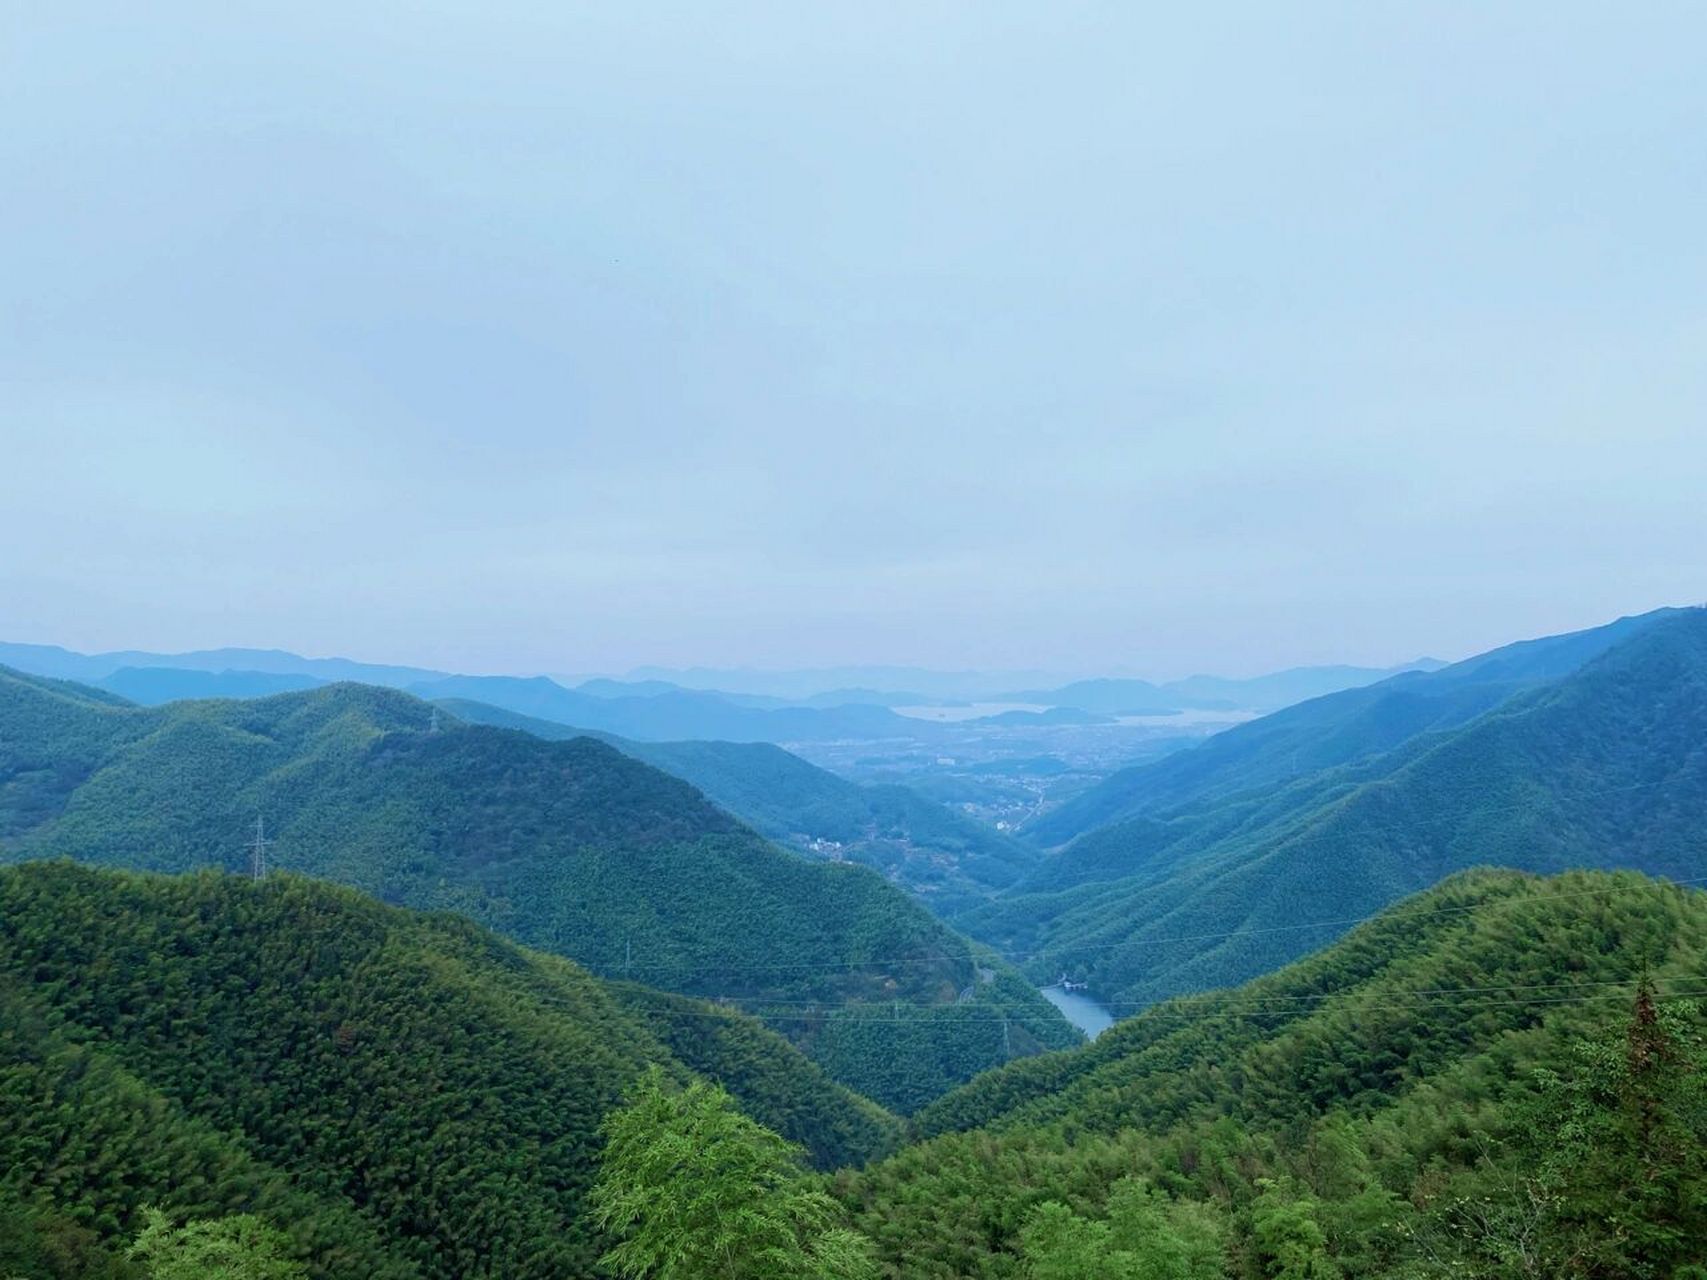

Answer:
[962,607,1707,1006]
[0,863,899,1280]
[437,697,1040,912]
[1025,606,1681,850]
[836,869,1707,1278]
[0,670,1073,1107]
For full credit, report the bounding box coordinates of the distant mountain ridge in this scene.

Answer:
[0,641,447,688]
[1,641,1455,726]
[619,664,1070,702]
[0,667,1073,1107]
[959,606,1707,1007]
[1000,659,1445,717]
[97,666,330,703]
[406,673,929,743]
[1025,607,1684,849]
[0,646,950,743]
[435,697,1042,913]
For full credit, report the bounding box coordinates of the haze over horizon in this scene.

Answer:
[6,4,1704,675]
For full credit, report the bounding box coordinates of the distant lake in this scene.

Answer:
[892,702,1051,722]
[1040,985,1115,1039]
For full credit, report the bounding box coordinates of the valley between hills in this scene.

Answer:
[2,607,1705,1278]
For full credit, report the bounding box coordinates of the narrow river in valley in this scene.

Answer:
[1039,985,1115,1039]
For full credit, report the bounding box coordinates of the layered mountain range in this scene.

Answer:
[958,607,1707,1005]
[0,666,1073,1110]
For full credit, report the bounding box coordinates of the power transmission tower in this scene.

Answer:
[429,707,441,734]
[248,815,273,882]
[1002,1015,1012,1060]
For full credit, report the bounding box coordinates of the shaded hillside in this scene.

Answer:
[600,982,903,1166]
[0,666,145,834]
[438,697,1039,912]
[0,864,899,1280]
[836,869,1707,1278]
[962,607,1707,1006]
[1026,607,1680,850]
[0,669,1073,1107]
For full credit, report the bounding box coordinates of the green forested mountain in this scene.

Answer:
[0,669,1073,1107]
[8,866,1703,1279]
[961,607,1707,1005]
[437,697,1040,912]
[0,863,900,1280]
[835,868,1707,1278]
[1025,606,1680,850]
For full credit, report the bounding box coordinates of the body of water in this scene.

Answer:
[1039,985,1116,1039]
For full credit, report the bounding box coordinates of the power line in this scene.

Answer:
[634,968,1707,1012]
[613,872,1707,981]
[572,979,1707,1031]
[246,815,272,882]
[618,770,1707,983]
[661,974,1707,1019]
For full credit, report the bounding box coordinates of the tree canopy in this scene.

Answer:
[592,1069,875,1280]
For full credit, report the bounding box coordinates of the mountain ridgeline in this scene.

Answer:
[997,660,1441,717]
[0,668,1074,1109]
[961,606,1707,1007]
[836,868,1707,1277]
[5,609,1706,1278]
[435,696,1041,913]
[7,864,1701,1279]
[1025,607,1684,850]
[0,862,901,1280]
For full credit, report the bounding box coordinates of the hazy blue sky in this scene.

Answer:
[4,3,1704,677]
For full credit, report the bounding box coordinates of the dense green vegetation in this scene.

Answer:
[602,984,903,1168]
[962,607,1707,1005]
[7,862,1704,1278]
[126,1209,306,1280]
[807,966,1074,1116]
[0,862,902,1279]
[592,1069,876,1280]
[12,614,1705,1277]
[0,668,1074,1107]
[835,869,1707,1277]
[438,697,1040,912]
[1024,607,1678,850]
